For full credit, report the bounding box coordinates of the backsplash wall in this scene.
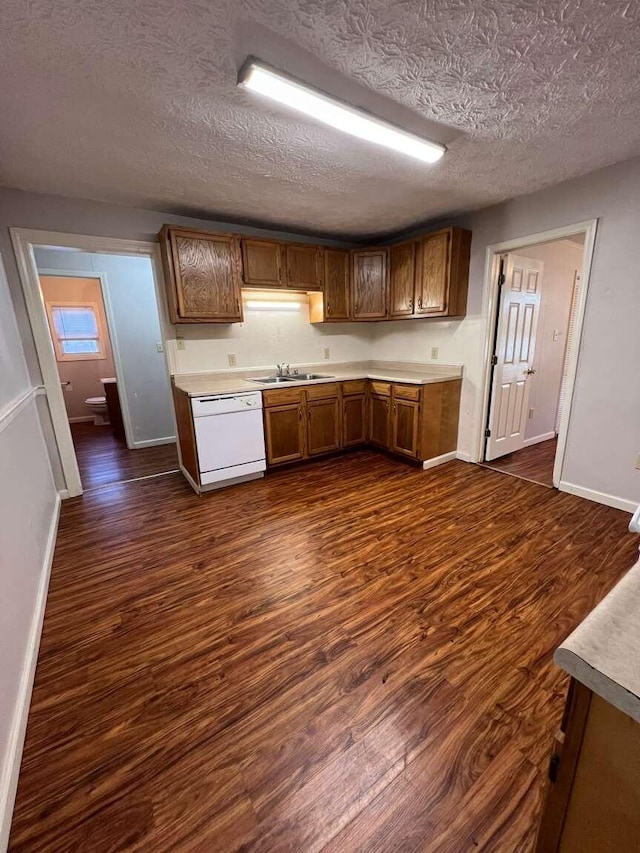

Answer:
[173,298,373,374]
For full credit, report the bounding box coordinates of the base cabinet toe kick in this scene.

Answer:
[172,378,461,493]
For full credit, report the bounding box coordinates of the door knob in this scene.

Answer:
[525,368,536,375]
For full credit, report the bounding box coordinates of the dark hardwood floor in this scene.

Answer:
[9,453,637,852]
[481,437,558,488]
[71,422,179,490]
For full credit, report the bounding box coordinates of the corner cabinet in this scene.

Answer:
[389,241,417,318]
[160,226,243,324]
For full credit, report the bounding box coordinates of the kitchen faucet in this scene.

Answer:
[276,363,291,376]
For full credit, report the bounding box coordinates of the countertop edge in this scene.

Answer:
[174,372,462,397]
[554,647,640,723]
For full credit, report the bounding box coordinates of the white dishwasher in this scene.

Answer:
[192,391,266,489]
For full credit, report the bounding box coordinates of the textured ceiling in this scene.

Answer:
[2,0,640,238]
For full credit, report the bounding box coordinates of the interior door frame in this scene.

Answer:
[476,219,598,488]
[10,228,175,498]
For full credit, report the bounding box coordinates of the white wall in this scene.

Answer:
[175,299,371,374]
[34,249,175,446]
[0,254,58,848]
[518,240,583,443]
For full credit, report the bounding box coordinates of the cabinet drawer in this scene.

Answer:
[262,387,304,407]
[393,383,421,402]
[342,379,367,395]
[305,382,340,401]
[369,380,391,397]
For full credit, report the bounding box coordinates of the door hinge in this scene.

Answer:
[485,428,491,438]
[498,273,506,287]
[491,355,498,366]
[548,752,561,784]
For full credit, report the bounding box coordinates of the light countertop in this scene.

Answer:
[173,360,463,397]
[555,548,640,723]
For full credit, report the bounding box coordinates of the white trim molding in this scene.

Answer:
[475,219,598,492]
[0,493,61,851]
[422,451,457,470]
[559,481,636,515]
[133,435,176,449]
[0,386,45,434]
[522,431,556,449]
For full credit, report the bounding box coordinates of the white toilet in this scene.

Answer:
[85,396,110,426]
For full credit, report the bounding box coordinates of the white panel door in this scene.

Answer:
[486,253,543,461]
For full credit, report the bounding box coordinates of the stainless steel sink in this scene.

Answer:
[251,373,334,385]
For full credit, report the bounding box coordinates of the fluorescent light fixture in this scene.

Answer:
[238,59,446,165]
[245,300,301,311]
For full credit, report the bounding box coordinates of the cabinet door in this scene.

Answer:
[391,398,420,458]
[264,403,305,465]
[389,242,417,318]
[343,394,366,447]
[166,229,243,322]
[416,230,450,315]
[241,239,284,287]
[368,394,390,448]
[324,249,350,320]
[351,249,388,320]
[286,245,324,291]
[307,398,341,456]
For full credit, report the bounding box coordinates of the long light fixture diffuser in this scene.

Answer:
[238,59,446,165]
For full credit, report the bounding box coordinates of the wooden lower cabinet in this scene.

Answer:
[343,394,366,447]
[264,403,306,465]
[262,378,461,469]
[368,394,391,448]
[391,398,420,458]
[307,398,341,455]
[535,679,640,852]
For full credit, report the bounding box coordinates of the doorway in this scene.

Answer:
[11,230,179,496]
[478,221,596,489]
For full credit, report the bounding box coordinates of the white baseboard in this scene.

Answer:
[456,450,472,463]
[132,435,176,449]
[559,481,637,514]
[522,431,556,448]
[0,493,61,851]
[422,451,457,470]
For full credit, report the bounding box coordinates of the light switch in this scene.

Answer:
[156,342,164,353]
[553,329,561,342]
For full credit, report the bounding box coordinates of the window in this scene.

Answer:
[46,302,107,361]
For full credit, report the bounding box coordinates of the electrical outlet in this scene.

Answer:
[176,338,185,351]
[636,453,640,470]
[528,407,534,419]
[228,353,237,367]
[430,347,439,360]
[323,347,330,360]
[156,342,164,353]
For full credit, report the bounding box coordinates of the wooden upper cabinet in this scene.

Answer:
[389,241,417,318]
[324,250,350,320]
[160,227,243,324]
[351,249,388,320]
[286,244,324,291]
[415,227,471,317]
[241,239,284,287]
